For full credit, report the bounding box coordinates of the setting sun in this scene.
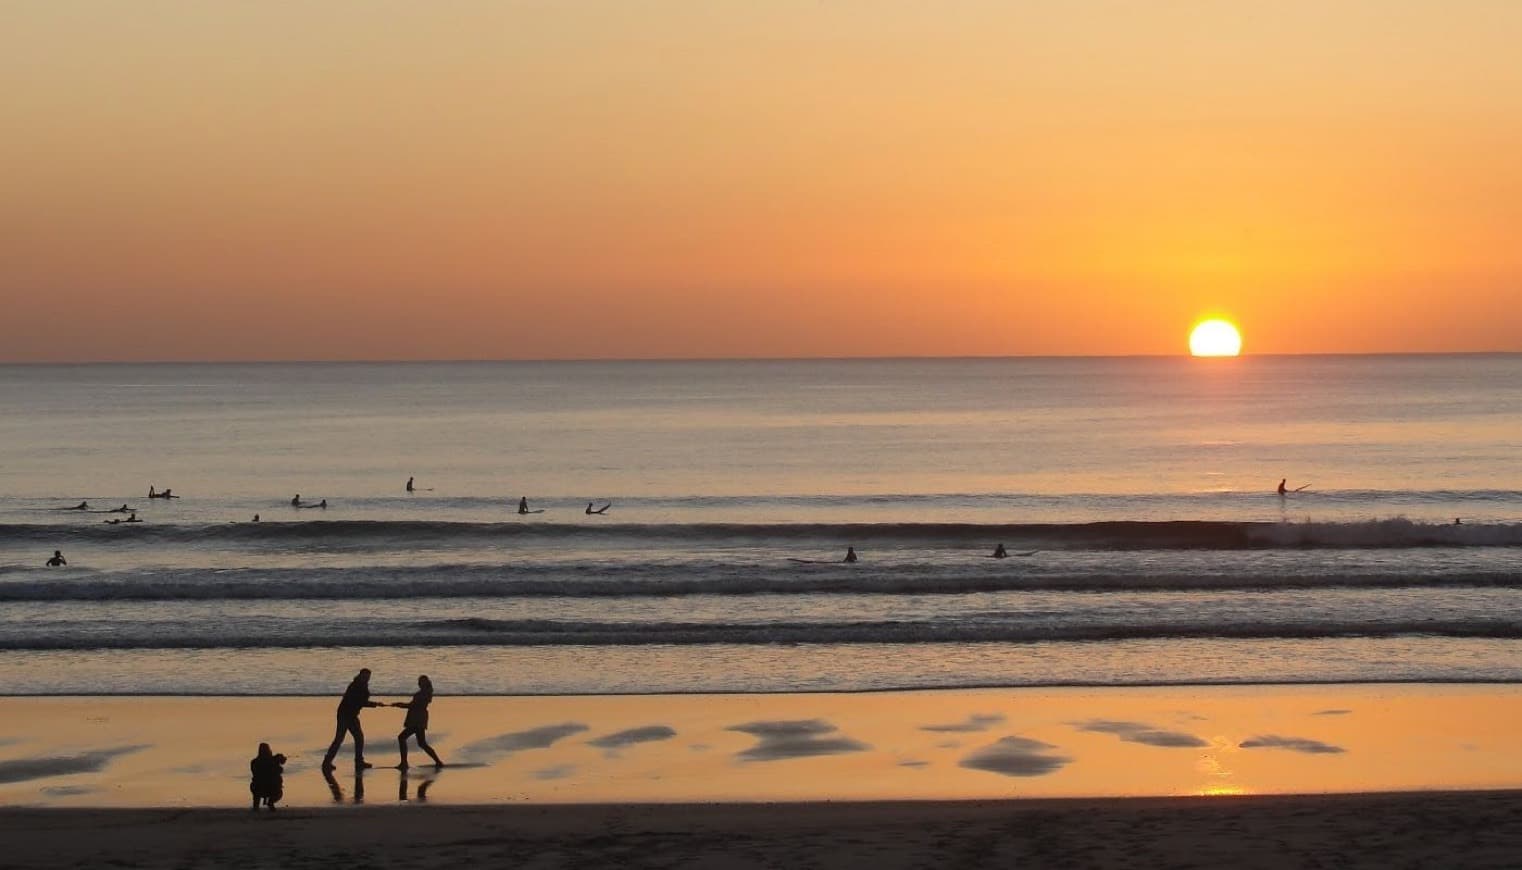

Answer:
[1189,320,1243,357]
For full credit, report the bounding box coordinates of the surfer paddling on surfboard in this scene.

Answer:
[1278,479,1312,496]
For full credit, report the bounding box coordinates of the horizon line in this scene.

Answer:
[1,350,1520,366]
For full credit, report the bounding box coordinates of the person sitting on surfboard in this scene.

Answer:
[585,501,611,515]
[843,547,858,563]
[993,543,1008,558]
[1277,479,1288,495]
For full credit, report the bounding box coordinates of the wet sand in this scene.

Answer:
[5,790,1522,869]
[5,685,1522,865]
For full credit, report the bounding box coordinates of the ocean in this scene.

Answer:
[1,355,1520,696]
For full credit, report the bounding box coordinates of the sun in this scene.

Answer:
[1189,319,1242,357]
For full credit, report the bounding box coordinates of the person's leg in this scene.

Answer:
[397,728,412,768]
[350,719,368,765]
[416,730,443,767]
[322,715,349,767]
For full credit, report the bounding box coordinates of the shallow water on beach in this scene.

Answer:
[2,356,1521,694]
[4,686,1522,808]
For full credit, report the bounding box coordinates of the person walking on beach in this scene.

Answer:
[46,550,67,567]
[392,675,444,769]
[322,668,382,770]
[249,742,287,811]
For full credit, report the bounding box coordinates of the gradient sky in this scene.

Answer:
[3,1,1520,361]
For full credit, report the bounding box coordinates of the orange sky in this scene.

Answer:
[2,1,1520,362]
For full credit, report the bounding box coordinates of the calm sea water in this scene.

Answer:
[1,356,1520,695]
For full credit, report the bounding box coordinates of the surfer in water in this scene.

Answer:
[992,543,1008,559]
[46,550,67,567]
[1278,479,1311,496]
[517,497,543,515]
[58,501,89,511]
[585,501,611,515]
[406,477,414,492]
[843,546,858,563]
[291,494,302,507]
[1277,479,1288,496]
[252,514,260,522]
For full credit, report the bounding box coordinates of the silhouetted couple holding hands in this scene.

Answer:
[322,668,444,771]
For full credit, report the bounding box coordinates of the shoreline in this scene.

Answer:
[6,790,1522,868]
[5,675,1522,697]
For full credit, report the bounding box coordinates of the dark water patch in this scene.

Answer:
[1074,719,1208,748]
[728,719,869,762]
[921,713,1006,733]
[1239,735,1345,754]
[959,737,1071,777]
[0,745,147,784]
[587,726,677,749]
[456,723,588,765]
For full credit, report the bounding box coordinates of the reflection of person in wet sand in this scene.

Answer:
[322,668,382,771]
[585,501,611,515]
[843,546,858,563]
[392,675,444,769]
[249,742,286,811]
[46,550,67,567]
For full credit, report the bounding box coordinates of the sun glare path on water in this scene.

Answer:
[1189,320,1243,357]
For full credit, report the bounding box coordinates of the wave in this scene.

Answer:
[4,617,1520,650]
[2,563,1521,601]
[3,517,1521,550]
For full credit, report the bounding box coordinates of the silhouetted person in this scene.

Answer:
[518,497,530,515]
[161,489,179,499]
[125,513,141,523]
[586,501,611,515]
[392,675,444,769]
[109,504,130,513]
[1455,517,1463,525]
[291,494,302,507]
[252,514,260,522]
[993,543,1008,559]
[148,486,158,498]
[249,742,286,811]
[63,501,89,511]
[318,499,327,509]
[843,546,858,563]
[322,668,382,771]
[46,550,67,567]
[1277,479,1288,496]
[406,477,415,492]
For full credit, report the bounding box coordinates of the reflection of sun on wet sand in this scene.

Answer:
[3,685,1522,865]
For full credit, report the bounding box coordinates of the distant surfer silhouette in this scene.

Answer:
[586,501,611,515]
[291,494,302,507]
[1277,479,1288,496]
[46,550,67,567]
[297,499,328,510]
[392,675,444,769]
[843,546,858,563]
[1277,479,1311,495]
[322,668,382,771]
[517,497,543,515]
[125,513,142,523]
[406,477,415,493]
[992,543,1008,559]
[252,514,260,523]
[109,504,131,513]
[58,501,89,511]
[148,487,179,499]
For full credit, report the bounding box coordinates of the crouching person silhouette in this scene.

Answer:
[249,743,286,810]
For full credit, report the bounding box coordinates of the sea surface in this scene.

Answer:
[1,356,1520,696]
